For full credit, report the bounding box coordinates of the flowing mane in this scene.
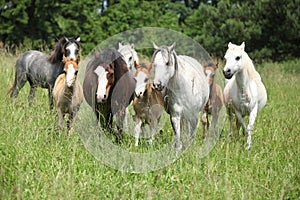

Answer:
[242,51,262,83]
[48,38,67,64]
[92,49,128,81]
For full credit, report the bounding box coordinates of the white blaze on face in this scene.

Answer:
[66,63,76,87]
[94,66,108,102]
[135,71,148,97]
[66,43,78,60]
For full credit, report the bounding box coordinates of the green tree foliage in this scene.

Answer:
[0,0,299,61]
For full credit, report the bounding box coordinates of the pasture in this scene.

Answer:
[0,50,299,199]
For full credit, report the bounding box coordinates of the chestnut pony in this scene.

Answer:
[53,56,83,130]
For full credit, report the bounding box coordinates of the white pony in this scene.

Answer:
[118,42,140,128]
[152,42,209,149]
[223,42,267,149]
[118,42,140,75]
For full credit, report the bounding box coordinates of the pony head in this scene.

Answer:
[134,63,152,98]
[63,55,79,88]
[204,63,218,86]
[152,42,176,91]
[223,42,245,79]
[94,63,115,103]
[64,36,80,61]
[118,42,139,71]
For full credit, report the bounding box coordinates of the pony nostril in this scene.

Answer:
[104,94,106,99]
[154,81,161,88]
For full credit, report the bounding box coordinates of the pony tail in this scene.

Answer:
[6,72,17,97]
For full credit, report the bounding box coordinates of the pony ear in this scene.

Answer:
[94,51,99,58]
[118,42,123,49]
[76,36,80,42]
[134,61,139,69]
[240,42,245,51]
[169,42,176,52]
[228,42,233,48]
[148,63,153,71]
[108,63,115,73]
[131,43,135,49]
[65,37,69,42]
[63,55,67,63]
[152,42,159,49]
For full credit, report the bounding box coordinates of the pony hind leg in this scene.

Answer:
[10,71,27,99]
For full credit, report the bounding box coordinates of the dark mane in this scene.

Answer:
[48,38,67,64]
[91,49,128,81]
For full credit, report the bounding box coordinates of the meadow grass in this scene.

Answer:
[0,50,299,199]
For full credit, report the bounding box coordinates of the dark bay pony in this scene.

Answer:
[83,48,136,143]
[9,37,80,109]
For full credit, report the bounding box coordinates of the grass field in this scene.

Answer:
[0,50,299,199]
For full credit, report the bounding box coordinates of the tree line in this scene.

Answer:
[1,0,299,62]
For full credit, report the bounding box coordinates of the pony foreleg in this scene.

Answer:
[134,119,142,146]
[235,111,249,148]
[246,104,258,150]
[57,109,64,129]
[171,115,181,149]
[201,111,208,138]
[48,87,54,110]
[116,111,125,144]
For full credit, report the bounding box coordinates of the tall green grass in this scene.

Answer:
[0,50,299,199]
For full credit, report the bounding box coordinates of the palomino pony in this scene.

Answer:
[9,37,80,109]
[53,56,83,129]
[83,48,136,143]
[223,42,267,149]
[118,42,139,74]
[152,43,209,149]
[133,63,164,146]
[202,63,224,138]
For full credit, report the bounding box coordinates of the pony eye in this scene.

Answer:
[75,70,78,75]
[236,56,241,61]
[129,57,132,62]
[145,78,149,82]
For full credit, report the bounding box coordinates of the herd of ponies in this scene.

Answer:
[8,37,267,150]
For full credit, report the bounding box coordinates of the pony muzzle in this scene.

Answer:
[96,93,108,103]
[66,80,75,88]
[223,69,234,79]
[153,81,164,91]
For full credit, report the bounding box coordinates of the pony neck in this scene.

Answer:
[235,54,252,93]
[209,78,217,99]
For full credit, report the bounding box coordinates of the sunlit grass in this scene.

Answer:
[0,50,299,199]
